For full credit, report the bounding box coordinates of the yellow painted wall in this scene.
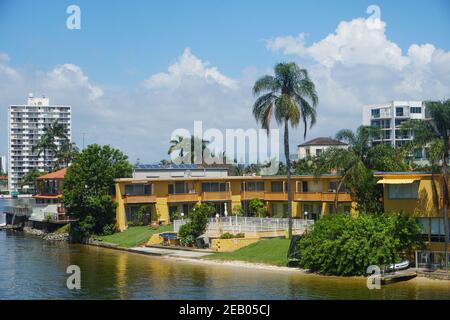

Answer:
[382,176,442,218]
[115,183,127,232]
[211,237,260,252]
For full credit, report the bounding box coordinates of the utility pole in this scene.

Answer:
[82,132,87,149]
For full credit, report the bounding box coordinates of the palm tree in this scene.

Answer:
[402,100,450,271]
[32,120,69,172]
[252,62,318,239]
[53,141,79,169]
[168,135,211,164]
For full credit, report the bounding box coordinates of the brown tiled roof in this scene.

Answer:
[0,176,7,180]
[37,168,67,180]
[298,137,347,147]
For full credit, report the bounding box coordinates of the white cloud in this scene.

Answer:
[266,15,450,138]
[144,48,237,90]
[45,64,104,100]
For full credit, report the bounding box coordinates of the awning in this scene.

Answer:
[377,178,418,184]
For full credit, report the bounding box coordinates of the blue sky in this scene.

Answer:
[0,0,449,164]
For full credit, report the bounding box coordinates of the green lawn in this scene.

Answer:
[98,225,173,248]
[203,238,291,266]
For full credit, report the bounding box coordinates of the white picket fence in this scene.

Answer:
[173,216,314,234]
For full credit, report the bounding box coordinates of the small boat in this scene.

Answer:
[11,191,19,199]
[388,260,410,271]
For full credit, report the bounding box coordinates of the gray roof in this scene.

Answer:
[298,137,347,147]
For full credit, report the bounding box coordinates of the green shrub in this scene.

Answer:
[55,224,70,234]
[232,205,244,216]
[220,232,246,239]
[178,203,213,247]
[178,222,193,239]
[220,232,234,239]
[101,224,116,236]
[297,213,423,276]
[248,198,266,217]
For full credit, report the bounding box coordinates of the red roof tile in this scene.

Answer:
[37,168,67,180]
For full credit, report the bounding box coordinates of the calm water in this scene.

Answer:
[1,199,450,300]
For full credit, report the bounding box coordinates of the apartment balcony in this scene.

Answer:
[294,192,352,202]
[201,191,231,202]
[264,192,288,201]
[167,192,199,203]
[240,191,266,200]
[123,195,157,204]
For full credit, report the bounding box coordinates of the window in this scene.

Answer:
[431,218,445,242]
[414,149,423,160]
[124,184,151,196]
[395,119,406,127]
[303,203,321,220]
[315,149,323,156]
[388,182,419,199]
[328,204,351,214]
[410,107,421,114]
[242,181,264,191]
[371,109,380,118]
[168,182,188,194]
[301,181,308,192]
[201,182,228,192]
[328,181,348,192]
[396,107,404,116]
[271,181,284,192]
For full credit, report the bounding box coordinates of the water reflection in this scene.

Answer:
[1,196,450,300]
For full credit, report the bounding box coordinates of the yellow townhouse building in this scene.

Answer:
[375,172,449,251]
[114,175,355,231]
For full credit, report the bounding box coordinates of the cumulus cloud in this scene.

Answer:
[266,15,450,138]
[0,49,256,164]
[45,64,104,100]
[144,48,237,90]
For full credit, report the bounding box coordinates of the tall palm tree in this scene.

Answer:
[53,141,79,169]
[402,100,450,271]
[252,62,318,239]
[32,120,69,172]
[168,135,211,164]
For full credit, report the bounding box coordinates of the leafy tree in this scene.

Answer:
[62,144,132,237]
[248,198,266,217]
[297,214,423,275]
[178,203,214,247]
[231,205,244,216]
[402,100,450,269]
[252,62,318,238]
[19,168,46,193]
[317,126,407,213]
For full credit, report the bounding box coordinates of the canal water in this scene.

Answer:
[1,199,449,300]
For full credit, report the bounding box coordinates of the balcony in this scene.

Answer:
[265,192,288,201]
[123,195,156,204]
[167,193,199,203]
[202,192,231,202]
[240,190,265,200]
[294,192,352,202]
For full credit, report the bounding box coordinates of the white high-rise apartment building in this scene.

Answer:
[362,100,427,161]
[8,94,71,192]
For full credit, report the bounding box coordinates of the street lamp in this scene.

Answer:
[180,212,184,221]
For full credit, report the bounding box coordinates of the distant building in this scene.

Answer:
[0,176,8,193]
[297,137,348,160]
[8,94,71,192]
[362,100,427,161]
[0,156,6,174]
[132,164,229,179]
